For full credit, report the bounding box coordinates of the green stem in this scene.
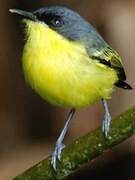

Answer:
[13,106,135,180]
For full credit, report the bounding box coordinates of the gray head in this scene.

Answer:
[33,6,91,41]
[9,6,107,53]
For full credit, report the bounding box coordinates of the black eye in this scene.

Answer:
[51,17,63,27]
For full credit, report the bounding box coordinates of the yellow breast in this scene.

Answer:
[22,20,118,108]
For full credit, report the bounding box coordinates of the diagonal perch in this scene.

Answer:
[13,106,135,180]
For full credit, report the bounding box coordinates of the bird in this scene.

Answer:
[9,6,132,170]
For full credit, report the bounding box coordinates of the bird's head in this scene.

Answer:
[10,6,91,42]
[9,6,107,53]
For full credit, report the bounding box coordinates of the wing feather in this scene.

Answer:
[91,46,126,81]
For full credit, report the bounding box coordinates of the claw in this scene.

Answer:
[51,143,66,170]
[58,143,65,160]
[51,151,57,170]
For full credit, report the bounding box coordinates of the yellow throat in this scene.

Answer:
[22,20,118,108]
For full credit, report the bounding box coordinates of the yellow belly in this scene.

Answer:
[22,20,118,109]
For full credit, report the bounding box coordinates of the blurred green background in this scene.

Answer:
[1,0,135,179]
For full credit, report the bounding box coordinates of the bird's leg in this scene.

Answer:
[51,108,75,170]
[102,99,111,136]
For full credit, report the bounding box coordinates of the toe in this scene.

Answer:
[58,143,65,160]
[51,143,66,170]
[51,154,57,170]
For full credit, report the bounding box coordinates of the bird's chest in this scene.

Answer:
[22,22,90,90]
[22,21,117,108]
[22,32,83,86]
[22,26,93,107]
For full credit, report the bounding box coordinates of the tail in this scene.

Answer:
[115,80,133,90]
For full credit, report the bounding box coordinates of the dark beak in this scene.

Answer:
[9,9,36,21]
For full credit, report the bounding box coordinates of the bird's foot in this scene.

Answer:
[51,143,66,170]
[102,111,111,136]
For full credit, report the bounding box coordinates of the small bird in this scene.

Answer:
[9,6,132,170]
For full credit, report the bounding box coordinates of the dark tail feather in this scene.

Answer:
[115,80,133,90]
